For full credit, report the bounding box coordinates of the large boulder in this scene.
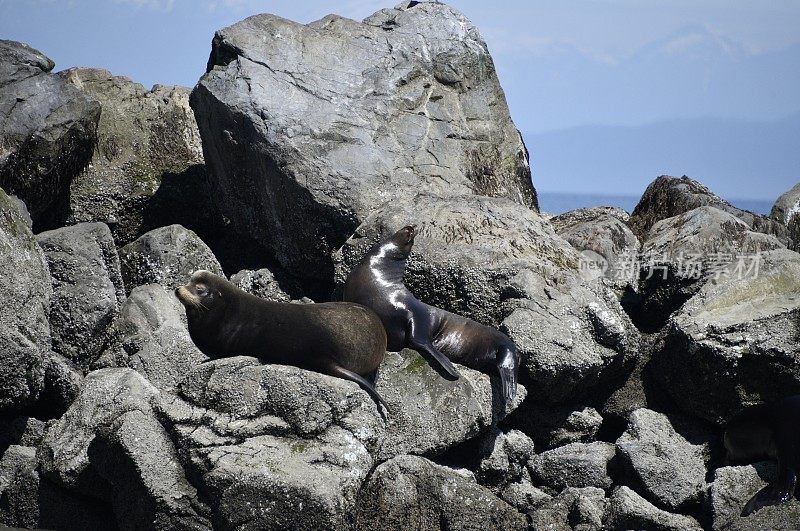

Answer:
[60,68,214,247]
[650,248,800,424]
[528,486,607,531]
[474,428,536,490]
[118,224,223,294]
[0,41,100,228]
[36,222,125,371]
[191,2,537,287]
[770,182,800,251]
[603,486,703,531]
[0,189,52,412]
[528,441,616,492]
[355,455,526,530]
[628,175,787,243]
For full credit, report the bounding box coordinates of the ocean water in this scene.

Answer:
[537,191,774,216]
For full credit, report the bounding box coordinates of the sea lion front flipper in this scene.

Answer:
[498,364,517,403]
[327,364,390,412]
[741,468,797,516]
[410,339,461,381]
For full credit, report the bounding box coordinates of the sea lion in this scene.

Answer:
[342,225,521,402]
[724,395,800,516]
[175,270,389,410]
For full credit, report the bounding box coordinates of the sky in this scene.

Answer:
[1,0,798,202]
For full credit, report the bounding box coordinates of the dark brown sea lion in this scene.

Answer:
[724,395,800,516]
[175,270,389,409]
[342,225,521,402]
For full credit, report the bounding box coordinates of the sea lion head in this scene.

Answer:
[175,269,225,316]
[385,225,417,259]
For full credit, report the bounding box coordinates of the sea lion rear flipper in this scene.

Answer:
[327,364,390,412]
[741,469,797,516]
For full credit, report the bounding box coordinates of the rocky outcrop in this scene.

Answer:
[0,189,52,412]
[118,224,223,294]
[529,441,616,492]
[36,222,125,371]
[191,2,536,288]
[770,182,800,251]
[0,41,100,228]
[0,445,39,528]
[230,267,292,302]
[508,402,603,450]
[528,486,607,530]
[474,428,536,490]
[603,486,703,531]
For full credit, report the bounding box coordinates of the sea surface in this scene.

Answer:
[537,192,774,216]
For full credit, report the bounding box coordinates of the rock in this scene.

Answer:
[615,408,707,511]
[650,248,800,424]
[603,486,703,531]
[507,402,603,450]
[96,284,208,391]
[628,175,787,243]
[500,476,552,513]
[36,222,125,370]
[550,207,640,288]
[192,2,537,288]
[529,486,607,531]
[0,445,39,528]
[770,182,800,251]
[59,68,216,247]
[230,267,291,302]
[0,188,52,413]
[529,441,616,491]
[0,41,100,228]
[709,462,800,530]
[333,193,640,404]
[118,224,223,295]
[0,417,45,453]
[355,455,526,531]
[35,352,84,419]
[475,428,536,489]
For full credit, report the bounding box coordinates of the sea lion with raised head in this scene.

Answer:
[176,270,389,410]
[724,395,800,516]
[343,225,521,403]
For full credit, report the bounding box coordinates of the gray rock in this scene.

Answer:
[650,248,800,424]
[616,408,707,511]
[508,402,603,450]
[36,351,84,418]
[355,455,526,531]
[192,2,537,287]
[0,188,51,412]
[0,445,39,528]
[549,207,631,230]
[770,182,800,251]
[118,224,223,295]
[60,68,213,247]
[0,41,100,227]
[499,475,552,514]
[36,222,125,370]
[230,267,291,302]
[529,441,616,491]
[475,428,536,489]
[528,486,607,531]
[603,486,703,531]
[629,175,787,243]
[0,417,45,452]
[96,284,208,391]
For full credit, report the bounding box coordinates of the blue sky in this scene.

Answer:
[1,0,798,201]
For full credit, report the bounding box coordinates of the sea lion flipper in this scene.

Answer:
[327,364,390,412]
[741,469,797,516]
[411,340,460,380]
[498,364,517,403]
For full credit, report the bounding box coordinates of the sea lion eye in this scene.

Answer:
[196,284,208,296]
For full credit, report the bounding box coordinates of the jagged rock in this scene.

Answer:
[550,207,640,288]
[60,68,214,247]
[529,441,616,492]
[0,417,45,453]
[508,402,603,450]
[528,486,607,531]
[36,222,125,370]
[118,224,223,295]
[333,193,640,404]
[603,486,703,531]
[355,455,526,531]
[475,428,536,489]
[192,2,537,288]
[36,352,84,419]
[230,267,291,302]
[650,248,800,424]
[616,408,707,511]
[95,284,208,391]
[628,175,787,243]
[770,182,800,251]
[500,475,552,513]
[0,445,39,528]
[0,40,100,228]
[0,189,51,413]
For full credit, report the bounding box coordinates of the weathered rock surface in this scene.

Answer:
[500,476,552,514]
[628,175,787,243]
[0,40,100,228]
[356,455,526,530]
[771,182,800,251]
[616,408,707,511]
[529,441,616,492]
[0,188,52,412]
[60,68,213,247]
[475,428,536,489]
[508,402,603,450]
[118,224,223,294]
[651,248,800,424]
[36,352,84,419]
[528,486,607,531]
[0,417,45,453]
[36,222,125,370]
[95,284,208,391]
[230,267,291,302]
[603,486,703,531]
[0,444,39,528]
[192,2,537,287]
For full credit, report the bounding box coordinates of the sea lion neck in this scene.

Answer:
[367,240,407,285]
